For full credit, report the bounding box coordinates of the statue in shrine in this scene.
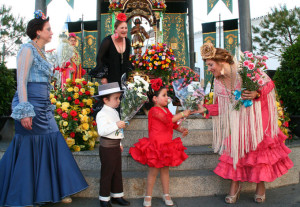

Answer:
[68,33,84,81]
[130,18,149,54]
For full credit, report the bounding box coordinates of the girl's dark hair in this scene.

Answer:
[91,94,111,118]
[68,36,76,41]
[26,17,50,40]
[144,85,166,109]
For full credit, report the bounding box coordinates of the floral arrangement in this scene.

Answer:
[234,51,269,110]
[152,0,167,10]
[204,91,214,105]
[129,54,143,70]
[50,78,99,151]
[141,43,176,83]
[109,0,124,11]
[173,79,205,111]
[117,76,149,135]
[276,94,291,139]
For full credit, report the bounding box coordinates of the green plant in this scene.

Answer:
[274,36,300,115]
[0,62,16,116]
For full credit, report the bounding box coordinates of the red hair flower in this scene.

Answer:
[150,78,163,91]
[69,33,76,38]
[116,13,127,22]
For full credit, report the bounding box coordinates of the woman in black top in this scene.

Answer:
[89,13,132,85]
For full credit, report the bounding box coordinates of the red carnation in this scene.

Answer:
[70,110,78,117]
[79,91,83,96]
[76,84,82,89]
[92,121,97,126]
[56,108,62,115]
[72,81,76,85]
[85,91,90,95]
[74,99,80,105]
[70,132,75,138]
[82,69,87,75]
[80,102,85,107]
[67,96,72,101]
[73,118,78,121]
[82,81,87,85]
[62,112,68,119]
[116,13,126,21]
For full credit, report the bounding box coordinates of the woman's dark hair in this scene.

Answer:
[26,17,50,40]
[144,85,166,109]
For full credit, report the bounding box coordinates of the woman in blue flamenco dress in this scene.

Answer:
[0,11,88,207]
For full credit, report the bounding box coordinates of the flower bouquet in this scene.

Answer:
[234,51,269,110]
[51,78,99,151]
[141,43,176,83]
[109,0,124,11]
[152,0,167,10]
[116,76,149,135]
[172,78,205,111]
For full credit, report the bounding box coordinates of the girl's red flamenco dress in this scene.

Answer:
[129,107,188,168]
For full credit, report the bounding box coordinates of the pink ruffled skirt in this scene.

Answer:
[214,130,294,183]
[129,137,188,168]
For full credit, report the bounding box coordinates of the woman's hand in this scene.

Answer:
[182,110,191,117]
[101,78,108,84]
[21,117,33,130]
[242,90,258,100]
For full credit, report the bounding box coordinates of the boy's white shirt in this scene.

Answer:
[96,104,124,139]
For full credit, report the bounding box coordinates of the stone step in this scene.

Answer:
[74,167,300,198]
[123,129,213,147]
[73,145,219,172]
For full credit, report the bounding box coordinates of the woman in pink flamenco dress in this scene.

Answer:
[129,78,191,207]
[197,43,293,204]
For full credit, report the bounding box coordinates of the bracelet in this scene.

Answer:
[181,112,185,118]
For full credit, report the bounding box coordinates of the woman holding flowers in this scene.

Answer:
[197,43,293,204]
[0,11,88,207]
[89,13,132,85]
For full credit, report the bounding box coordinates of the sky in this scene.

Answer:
[1,0,299,68]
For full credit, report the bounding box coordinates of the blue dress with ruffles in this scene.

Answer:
[0,42,88,207]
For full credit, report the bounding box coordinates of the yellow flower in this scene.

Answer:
[66,138,75,147]
[162,65,165,69]
[50,93,54,99]
[73,93,79,99]
[81,115,89,123]
[88,131,93,137]
[93,130,98,137]
[75,79,82,84]
[80,88,85,93]
[86,108,91,114]
[95,82,99,86]
[56,101,62,108]
[86,99,93,106]
[63,121,68,127]
[90,91,95,96]
[276,101,280,107]
[159,53,162,56]
[82,109,87,115]
[88,82,94,86]
[209,92,214,99]
[82,123,89,130]
[90,88,95,93]
[66,78,72,84]
[50,98,56,104]
[67,87,74,92]
[82,99,87,103]
[278,120,282,127]
[89,140,95,148]
[79,114,83,118]
[74,87,79,92]
[83,135,89,141]
[73,145,81,152]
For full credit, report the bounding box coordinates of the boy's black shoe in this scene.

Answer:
[100,200,112,207]
[111,197,130,206]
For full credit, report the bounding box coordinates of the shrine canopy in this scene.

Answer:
[68,0,189,69]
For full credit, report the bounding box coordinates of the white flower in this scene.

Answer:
[187,84,194,92]
[137,92,143,97]
[162,56,165,60]
[137,87,143,93]
[128,83,134,89]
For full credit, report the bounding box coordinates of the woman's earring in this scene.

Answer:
[114,33,119,39]
[37,35,40,39]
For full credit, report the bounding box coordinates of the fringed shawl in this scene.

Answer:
[212,71,278,169]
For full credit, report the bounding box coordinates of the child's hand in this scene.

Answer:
[181,127,189,137]
[120,145,124,152]
[182,110,191,117]
[117,121,126,129]
[192,104,206,114]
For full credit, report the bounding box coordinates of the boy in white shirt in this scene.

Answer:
[95,82,130,207]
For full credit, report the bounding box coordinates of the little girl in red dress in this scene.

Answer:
[129,78,192,207]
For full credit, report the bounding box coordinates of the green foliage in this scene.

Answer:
[252,5,300,57]
[0,5,27,63]
[0,62,16,116]
[274,36,300,115]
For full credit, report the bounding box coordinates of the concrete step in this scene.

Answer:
[74,167,300,198]
[73,145,219,171]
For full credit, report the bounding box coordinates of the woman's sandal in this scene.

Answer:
[162,194,174,206]
[254,194,266,203]
[225,184,242,204]
[61,196,72,203]
[143,196,152,207]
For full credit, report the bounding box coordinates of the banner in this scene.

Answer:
[163,13,189,67]
[207,0,219,15]
[223,19,238,56]
[222,0,233,13]
[202,22,216,87]
[83,31,97,69]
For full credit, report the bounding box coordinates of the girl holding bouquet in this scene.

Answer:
[197,43,293,204]
[129,78,191,207]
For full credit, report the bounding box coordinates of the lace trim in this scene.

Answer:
[11,102,36,120]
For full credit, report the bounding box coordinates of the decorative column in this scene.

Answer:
[97,0,103,50]
[238,0,252,52]
[35,0,47,14]
[188,0,195,69]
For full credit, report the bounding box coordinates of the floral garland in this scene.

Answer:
[109,0,124,11]
[50,78,99,151]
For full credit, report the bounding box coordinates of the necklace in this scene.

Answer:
[115,38,125,64]
[221,66,234,102]
[31,41,47,61]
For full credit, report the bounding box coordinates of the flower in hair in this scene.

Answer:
[200,42,216,60]
[116,13,127,22]
[69,33,76,38]
[34,10,46,20]
[150,78,163,91]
